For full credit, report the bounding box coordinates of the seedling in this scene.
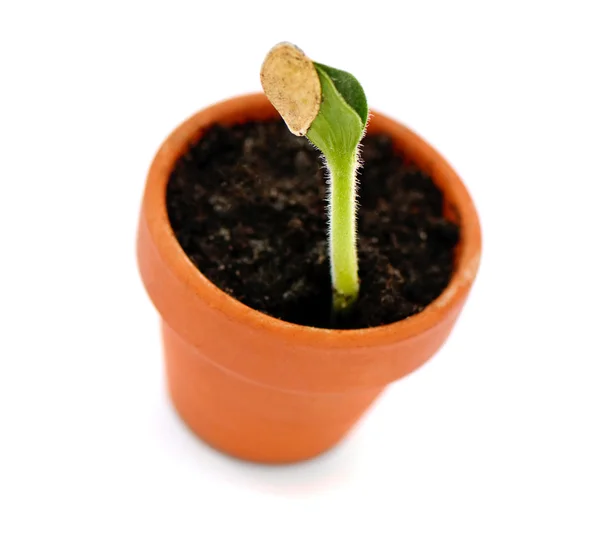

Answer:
[261,43,368,315]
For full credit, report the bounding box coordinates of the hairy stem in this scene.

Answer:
[328,153,359,313]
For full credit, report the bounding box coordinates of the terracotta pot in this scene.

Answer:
[137,93,481,464]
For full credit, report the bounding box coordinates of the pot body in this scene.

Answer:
[137,93,481,463]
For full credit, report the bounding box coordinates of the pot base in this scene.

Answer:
[162,322,383,464]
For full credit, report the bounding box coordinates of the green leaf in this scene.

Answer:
[313,62,368,129]
[307,64,366,163]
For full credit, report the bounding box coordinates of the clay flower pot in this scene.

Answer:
[137,93,481,464]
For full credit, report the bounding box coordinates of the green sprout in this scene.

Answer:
[261,43,368,315]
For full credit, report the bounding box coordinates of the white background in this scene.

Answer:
[1,1,599,535]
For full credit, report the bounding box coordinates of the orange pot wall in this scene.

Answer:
[137,94,482,463]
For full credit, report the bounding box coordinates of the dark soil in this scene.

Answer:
[166,119,459,329]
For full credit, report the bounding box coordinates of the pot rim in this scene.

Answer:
[142,92,481,349]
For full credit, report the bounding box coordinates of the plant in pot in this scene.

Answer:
[137,43,481,464]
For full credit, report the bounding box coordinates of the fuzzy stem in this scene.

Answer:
[328,152,359,313]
